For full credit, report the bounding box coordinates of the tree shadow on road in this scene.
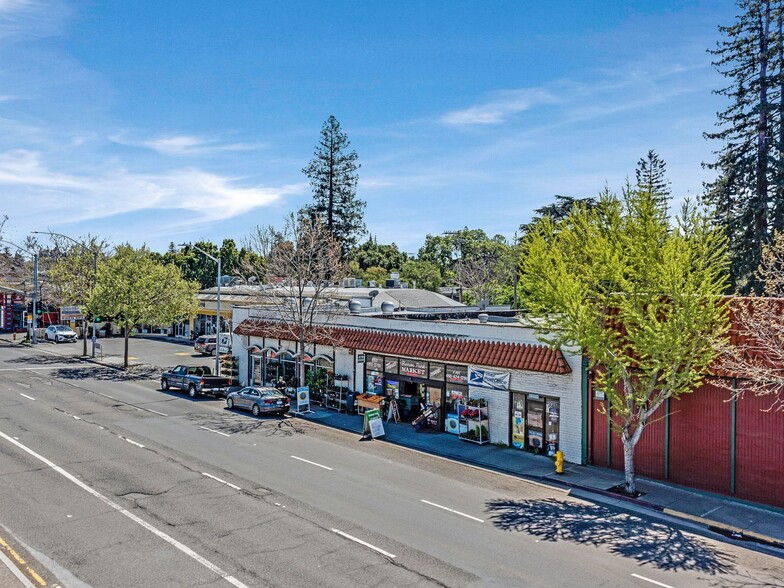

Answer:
[184,411,310,437]
[9,354,82,365]
[486,498,736,575]
[708,568,784,587]
[51,365,159,382]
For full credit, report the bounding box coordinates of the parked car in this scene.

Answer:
[194,333,231,355]
[160,365,232,397]
[226,386,290,417]
[45,325,78,343]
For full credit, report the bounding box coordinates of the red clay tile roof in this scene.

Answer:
[234,319,572,375]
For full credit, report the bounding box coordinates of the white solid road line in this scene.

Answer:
[631,573,676,588]
[145,408,168,417]
[420,499,485,523]
[202,472,241,491]
[291,455,333,470]
[0,547,36,588]
[0,430,250,588]
[331,529,396,559]
[0,367,61,371]
[200,426,231,437]
[19,393,35,401]
[121,437,145,448]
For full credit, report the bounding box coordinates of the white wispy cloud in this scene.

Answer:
[0,149,302,225]
[440,88,560,125]
[0,0,31,14]
[112,133,266,156]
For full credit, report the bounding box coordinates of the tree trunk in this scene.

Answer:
[622,435,637,495]
[123,327,129,369]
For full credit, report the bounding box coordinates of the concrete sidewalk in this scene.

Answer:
[296,405,784,551]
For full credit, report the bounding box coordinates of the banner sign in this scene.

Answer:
[469,366,510,390]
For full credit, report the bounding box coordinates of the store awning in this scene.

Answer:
[235,319,571,375]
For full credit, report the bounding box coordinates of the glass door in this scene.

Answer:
[526,399,545,451]
[511,393,526,449]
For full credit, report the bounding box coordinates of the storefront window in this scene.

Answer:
[545,399,560,456]
[446,364,468,385]
[445,384,468,414]
[429,363,445,381]
[365,354,384,395]
[510,394,560,455]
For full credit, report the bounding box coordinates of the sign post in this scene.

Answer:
[363,408,385,439]
[294,386,314,415]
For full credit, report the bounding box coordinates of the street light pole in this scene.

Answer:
[32,231,98,357]
[180,244,222,377]
[0,239,38,343]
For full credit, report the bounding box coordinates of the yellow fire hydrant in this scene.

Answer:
[555,450,564,474]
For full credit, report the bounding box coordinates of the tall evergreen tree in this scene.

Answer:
[303,115,366,258]
[635,150,671,208]
[703,0,784,292]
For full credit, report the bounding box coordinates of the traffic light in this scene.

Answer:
[36,307,43,315]
[94,317,101,322]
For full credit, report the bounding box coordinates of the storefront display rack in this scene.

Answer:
[457,401,489,444]
[220,354,239,385]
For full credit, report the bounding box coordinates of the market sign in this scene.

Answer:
[400,358,427,378]
[366,354,384,372]
[469,366,510,390]
[363,408,385,438]
[446,364,468,384]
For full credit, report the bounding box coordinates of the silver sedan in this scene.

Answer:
[226,386,290,417]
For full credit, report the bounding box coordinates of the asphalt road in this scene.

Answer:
[0,339,781,588]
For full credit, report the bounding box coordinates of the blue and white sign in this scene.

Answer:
[295,386,313,414]
[469,366,510,390]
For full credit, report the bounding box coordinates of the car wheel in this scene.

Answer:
[252,404,260,417]
[188,385,197,398]
[227,398,234,409]
[161,378,169,391]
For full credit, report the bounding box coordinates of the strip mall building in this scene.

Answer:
[231,300,784,509]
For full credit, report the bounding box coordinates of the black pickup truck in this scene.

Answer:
[160,365,231,398]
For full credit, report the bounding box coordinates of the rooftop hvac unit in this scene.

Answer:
[342,277,357,288]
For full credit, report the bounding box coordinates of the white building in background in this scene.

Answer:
[231,301,586,464]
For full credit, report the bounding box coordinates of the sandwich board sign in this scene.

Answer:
[363,408,385,439]
[294,386,313,414]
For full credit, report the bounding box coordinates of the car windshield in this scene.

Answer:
[55,326,70,331]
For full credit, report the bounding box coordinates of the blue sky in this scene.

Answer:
[0,0,736,255]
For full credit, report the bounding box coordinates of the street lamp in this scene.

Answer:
[0,239,38,343]
[32,231,98,358]
[180,243,222,377]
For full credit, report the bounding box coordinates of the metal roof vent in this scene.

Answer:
[478,313,489,323]
[381,301,395,315]
[349,300,362,314]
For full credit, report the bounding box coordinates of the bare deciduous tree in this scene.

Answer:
[244,213,347,387]
[719,230,784,410]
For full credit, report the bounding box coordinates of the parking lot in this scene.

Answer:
[26,334,218,372]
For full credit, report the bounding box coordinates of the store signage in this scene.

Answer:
[469,367,510,390]
[429,363,445,381]
[446,365,468,384]
[357,352,365,364]
[384,357,399,374]
[594,390,606,401]
[61,306,83,319]
[400,358,427,378]
[366,354,383,372]
[364,408,385,438]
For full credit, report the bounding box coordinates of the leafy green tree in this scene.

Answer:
[704,0,784,292]
[89,244,199,368]
[635,150,671,208]
[400,260,442,292]
[45,235,108,356]
[350,237,408,272]
[363,266,388,285]
[303,115,366,257]
[520,178,730,495]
